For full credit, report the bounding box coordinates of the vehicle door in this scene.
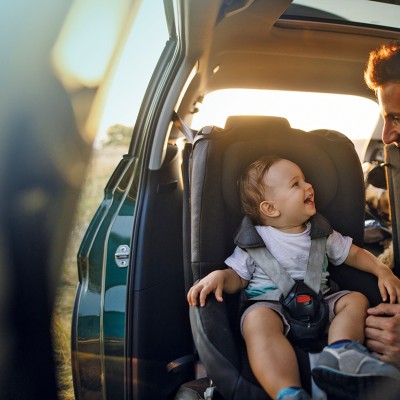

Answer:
[72,1,193,399]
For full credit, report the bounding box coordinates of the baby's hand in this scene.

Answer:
[377,269,400,304]
[187,270,226,307]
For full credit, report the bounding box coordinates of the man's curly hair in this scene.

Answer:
[365,41,400,93]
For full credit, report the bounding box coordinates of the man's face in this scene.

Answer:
[377,82,400,147]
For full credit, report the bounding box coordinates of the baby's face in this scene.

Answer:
[262,159,316,226]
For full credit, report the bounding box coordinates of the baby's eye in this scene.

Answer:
[292,181,300,187]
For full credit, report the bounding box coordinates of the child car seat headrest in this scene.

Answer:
[221,116,339,217]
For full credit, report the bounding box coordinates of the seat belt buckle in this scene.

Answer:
[296,294,312,304]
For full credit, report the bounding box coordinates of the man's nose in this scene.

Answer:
[382,123,400,145]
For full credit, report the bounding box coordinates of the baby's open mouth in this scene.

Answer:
[304,194,314,205]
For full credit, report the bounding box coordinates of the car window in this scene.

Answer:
[191,89,380,161]
[88,0,169,146]
[283,0,400,31]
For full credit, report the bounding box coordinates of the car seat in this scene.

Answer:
[187,116,382,400]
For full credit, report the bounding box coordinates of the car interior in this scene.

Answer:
[128,1,400,398]
[164,2,400,399]
[72,1,400,399]
[186,114,385,399]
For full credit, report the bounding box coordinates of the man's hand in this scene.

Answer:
[365,303,400,366]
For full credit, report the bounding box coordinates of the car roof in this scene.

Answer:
[179,0,400,115]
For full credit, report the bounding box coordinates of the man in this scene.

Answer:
[364,42,400,366]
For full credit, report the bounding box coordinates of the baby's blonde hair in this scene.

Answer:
[239,155,282,225]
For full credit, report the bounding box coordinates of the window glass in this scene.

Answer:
[90,0,169,145]
[191,89,380,160]
[282,0,400,31]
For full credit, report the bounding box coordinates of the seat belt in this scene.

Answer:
[247,237,329,349]
[167,112,198,375]
[172,111,197,142]
[181,142,193,294]
[385,144,400,271]
[247,236,327,297]
[304,237,327,294]
[171,111,196,292]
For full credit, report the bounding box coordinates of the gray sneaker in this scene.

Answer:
[311,340,400,399]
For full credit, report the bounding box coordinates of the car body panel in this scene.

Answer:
[72,155,137,399]
[72,1,196,398]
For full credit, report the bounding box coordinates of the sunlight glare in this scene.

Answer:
[52,0,133,89]
[191,89,380,142]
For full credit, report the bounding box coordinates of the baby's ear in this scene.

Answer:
[260,201,280,218]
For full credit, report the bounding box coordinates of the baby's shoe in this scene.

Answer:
[311,340,400,399]
[275,387,311,400]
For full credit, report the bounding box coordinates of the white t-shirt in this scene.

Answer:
[225,222,352,298]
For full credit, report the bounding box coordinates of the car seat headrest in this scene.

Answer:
[221,117,339,217]
[224,115,291,131]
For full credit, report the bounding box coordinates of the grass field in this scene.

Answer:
[52,144,126,400]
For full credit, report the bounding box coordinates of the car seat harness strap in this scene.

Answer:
[243,214,331,347]
[247,236,325,297]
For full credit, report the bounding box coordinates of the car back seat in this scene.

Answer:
[187,115,382,400]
